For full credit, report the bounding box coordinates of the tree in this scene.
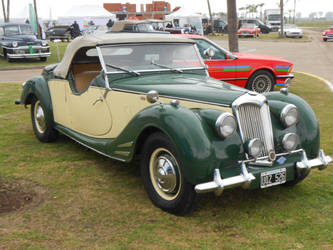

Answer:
[227,0,239,52]
[325,11,333,20]
[279,0,284,37]
[1,0,10,22]
[309,12,317,20]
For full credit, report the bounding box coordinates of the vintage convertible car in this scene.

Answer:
[279,24,303,38]
[177,34,294,93]
[237,23,261,38]
[16,34,331,215]
[322,26,333,42]
[0,23,50,62]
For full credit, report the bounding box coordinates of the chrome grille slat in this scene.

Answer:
[233,93,275,159]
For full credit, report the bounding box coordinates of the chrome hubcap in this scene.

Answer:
[253,75,271,93]
[155,156,177,193]
[34,101,46,133]
[149,148,181,200]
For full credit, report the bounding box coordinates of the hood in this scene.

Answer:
[5,34,37,42]
[233,52,292,64]
[111,73,247,107]
[285,28,302,32]
[324,29,333,34]
[239,28,256,32]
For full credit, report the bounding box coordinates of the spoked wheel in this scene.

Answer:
[246,70,274,93]
[141,132,198,215]
[31,97,58,142]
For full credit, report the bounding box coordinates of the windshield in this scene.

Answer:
[241,24,256,29]
[137,23,155,32]
[20,25,34,35]
[268,14,281,21]
[285,24,297,28]
[4,25,20,35]
[99,43,204,74]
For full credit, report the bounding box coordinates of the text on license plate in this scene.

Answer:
[260,168,286,188]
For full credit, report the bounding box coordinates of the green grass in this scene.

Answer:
[0,41,68,69]
[296,20,332,30]
[0,73,332,249]
[207,32,309,42]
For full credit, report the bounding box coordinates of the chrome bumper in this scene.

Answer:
[195,149,332,195]
[7,52,51,58]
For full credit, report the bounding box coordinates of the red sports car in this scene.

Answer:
[238,23,260,38]
[175,34,294,93]
[322,26,333,41]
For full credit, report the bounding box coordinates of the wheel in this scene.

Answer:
[323,38,327,42]
[31,97,58,142]
[299,36,303,39]
[140,132,198,215]
[40,57,47,62]
[246,70,274,93]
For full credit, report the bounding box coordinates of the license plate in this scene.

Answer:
[260,168,286,188]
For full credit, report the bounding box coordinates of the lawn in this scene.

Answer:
[0,41,68,69]
[296,20,332,30]
[0,73,332,249]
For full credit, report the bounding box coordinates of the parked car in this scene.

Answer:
[82,25,109,35]
[279,24,303,38]
[238,23,261,38]
[176,34,294,93]
[0,23,50,62]
[45,25,71,42]
[16,33,332,215]
[110,20,169,34]
[322,26,333,41]
[239,19,271,34]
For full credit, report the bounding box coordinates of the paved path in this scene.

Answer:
[0,28,332,85]
[213,28,333,84]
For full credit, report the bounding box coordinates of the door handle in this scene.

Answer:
[92,97,103,106]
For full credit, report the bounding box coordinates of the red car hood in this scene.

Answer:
[324,29,333,34]
[233,52,291,64]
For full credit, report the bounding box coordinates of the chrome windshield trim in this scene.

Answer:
[105,67,205,75]
[111,87,230,107]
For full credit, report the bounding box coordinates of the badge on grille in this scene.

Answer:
[268,150,276,161]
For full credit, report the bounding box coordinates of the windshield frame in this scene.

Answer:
[96,42,206,76]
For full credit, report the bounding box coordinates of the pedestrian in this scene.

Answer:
[106,19,114,28]
[70,21,81,39]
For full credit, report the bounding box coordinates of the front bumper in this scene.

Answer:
[7,45,50,59]
[195,149,332,195]
[322,35,333,39]
[8,52,51,59]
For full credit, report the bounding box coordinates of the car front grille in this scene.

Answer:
[328,34,333,38]
[233,93,275,158]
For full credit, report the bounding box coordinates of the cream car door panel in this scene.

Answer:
[48,80,71,128]
[68,87,112,137]
[104,90,232,138]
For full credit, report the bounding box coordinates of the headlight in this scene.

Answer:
[245,138,263,158]
[215,113,237,138]
[280,104,299,127]
[12,41,18,47]
[322,32,326,35]
[42,40,48,46]
[282,133,299,151]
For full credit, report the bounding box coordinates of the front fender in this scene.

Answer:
[21,76,54,127]
[113,104,244,184]
[266,92,320,159]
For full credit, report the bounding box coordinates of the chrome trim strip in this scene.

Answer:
[54,127,126,162]
[276,74,294,79]
[114,151,130,156]
[111,87,230,107]
[219,78,248,81]
[117,141,134,148]
[104,67,205,75]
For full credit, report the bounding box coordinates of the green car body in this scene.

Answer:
[17,33,331,215]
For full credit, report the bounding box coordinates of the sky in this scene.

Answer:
[6,0,333,19]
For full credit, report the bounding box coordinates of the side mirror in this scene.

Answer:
[226,54,230,60]
[204,48,215,59]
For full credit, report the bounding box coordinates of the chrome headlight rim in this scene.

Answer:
[280,104,299,128]
[42,40,48,46]
[282,133,299,152]
[215,112,237,139]
[12,41,18,47]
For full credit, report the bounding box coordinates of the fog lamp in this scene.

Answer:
[215,113,237,139]
[245,138,263,158]
[12,41,18,47]
[282,133,299,151]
